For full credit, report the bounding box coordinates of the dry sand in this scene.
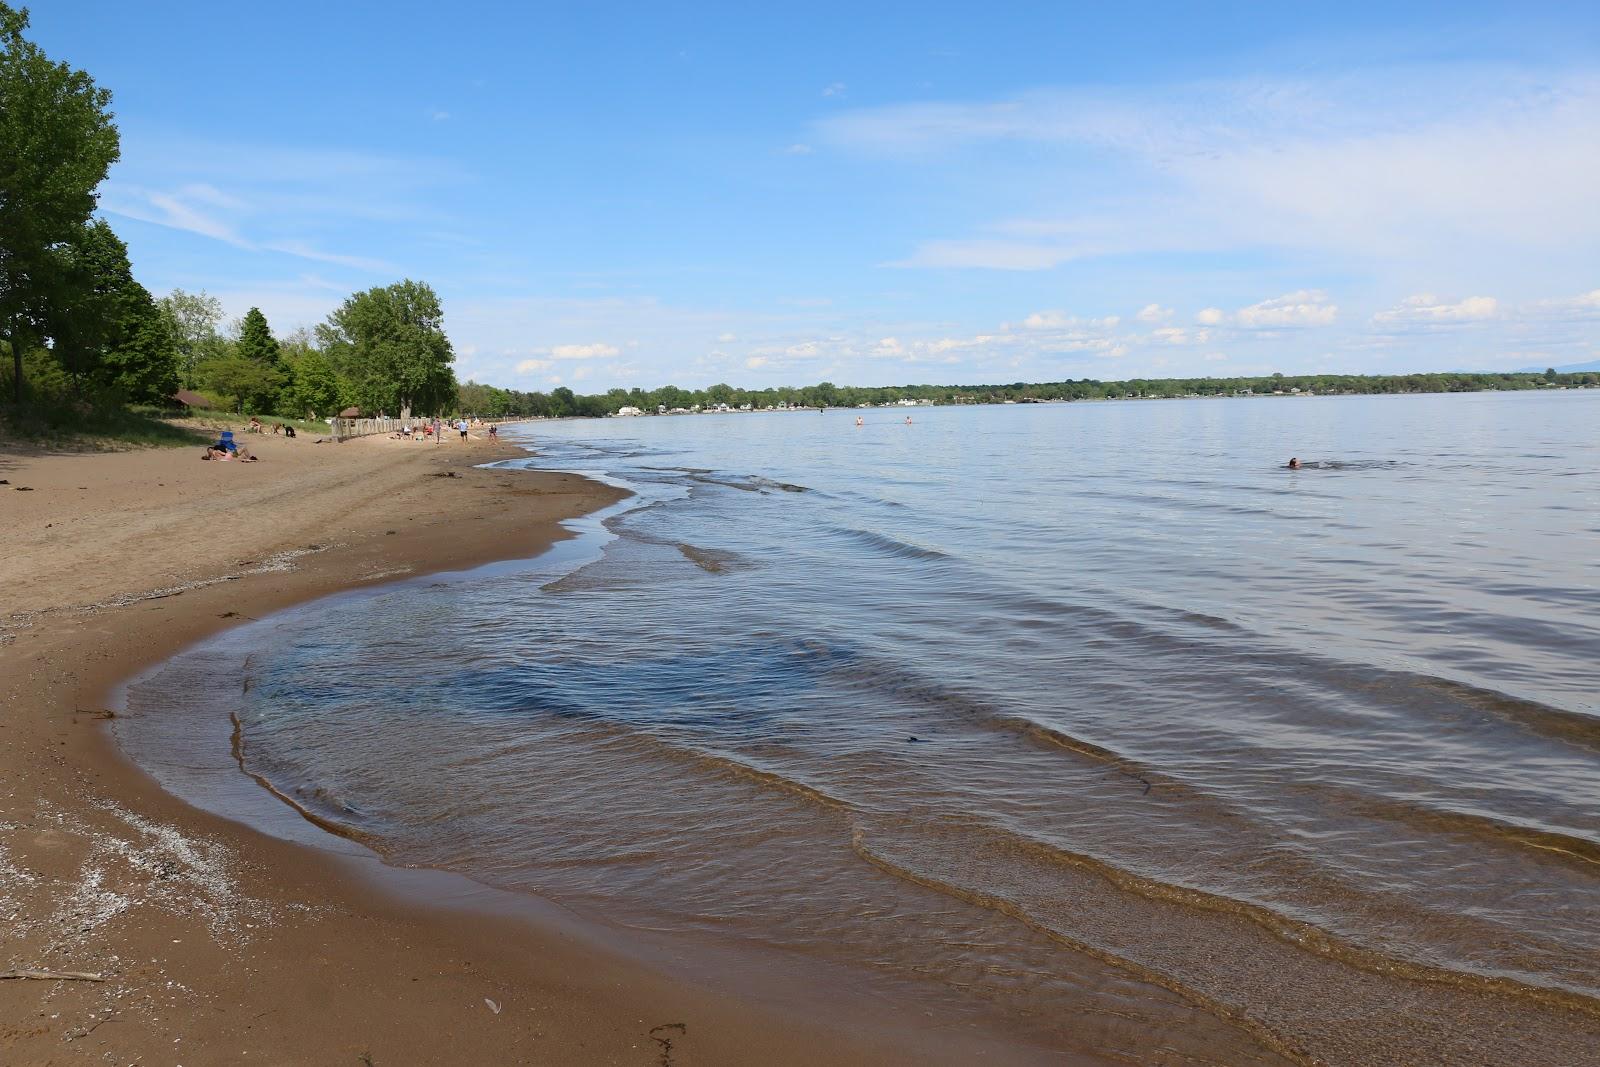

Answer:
[0,428,990,1066]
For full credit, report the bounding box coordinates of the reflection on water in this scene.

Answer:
[123,393,1600,1065]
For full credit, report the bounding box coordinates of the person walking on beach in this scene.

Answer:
[433,416,441,443]
[458,418,469,442]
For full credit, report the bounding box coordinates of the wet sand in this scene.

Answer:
[0,430,1000,1065]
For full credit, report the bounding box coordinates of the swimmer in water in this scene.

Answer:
[905,415,913,425]
[856,416,863,427]
[1287,457,1301,469]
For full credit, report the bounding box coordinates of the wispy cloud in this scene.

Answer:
[821,68,1600,276]
[262,240,398,273]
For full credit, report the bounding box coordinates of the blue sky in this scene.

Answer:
[32,1,1600,390]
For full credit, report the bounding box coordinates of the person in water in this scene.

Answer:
[1287,457,1301,469]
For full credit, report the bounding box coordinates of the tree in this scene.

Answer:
[43,219,177,402]
[101,288,178,403]
[278,346,342,418]
[320,280,454,419]
[198,355,281,414]
[158,288,223,387]
[0,3,120,403]
[235,306,280,366]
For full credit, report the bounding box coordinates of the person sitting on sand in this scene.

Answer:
[1287,457,1301,469]
[248,416,264,433]
[202,446,231,460]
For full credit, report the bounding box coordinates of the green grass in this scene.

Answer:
[0,400,345,451]
[0,403,211,450]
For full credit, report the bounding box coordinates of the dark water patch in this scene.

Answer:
[676,543,744,572]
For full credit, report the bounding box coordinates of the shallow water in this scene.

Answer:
[123,392,1600,1064]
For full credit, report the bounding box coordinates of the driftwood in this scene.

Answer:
[0,969,107,982]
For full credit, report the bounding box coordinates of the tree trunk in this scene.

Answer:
[8,322,22,406]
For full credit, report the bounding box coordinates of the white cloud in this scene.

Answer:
[1203,352,1229,361]
[549,343,621,360]
[782,143,813,155]
[886,239,1085,270]
[717,332,738,343]
[1150,326,1213,345]
[1020,311,1120,330]
[1236,290,1338,328]
[1137,303,1173,323]
[822,82,846,98]
[1533,288,1600,318]
[1196,307,1226,326]
[427,108,451,122]
[1373,294,1499,325]
[745,355,771,370]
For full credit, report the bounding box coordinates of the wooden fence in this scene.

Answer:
[331,416,418,441]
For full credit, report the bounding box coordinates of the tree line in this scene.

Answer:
[451,368,1599,419]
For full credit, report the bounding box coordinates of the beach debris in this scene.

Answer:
[0,969,107,982]
[649,1023,687,1067]
[484,997,502,1014]
[73,707,116,719]
[14,485,33,491]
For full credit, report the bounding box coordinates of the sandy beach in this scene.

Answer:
[0,429,977,1066]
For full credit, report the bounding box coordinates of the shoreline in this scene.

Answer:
[1,433,1018,1065]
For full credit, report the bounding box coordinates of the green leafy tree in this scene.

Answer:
[43,219,177,402]
[235,306,280,366]
[279,346,343,418]
[157,288,223,387]
[197,354,282,415]
[0,3,120,403]
[320,279,454,418]
[101,290,178,403]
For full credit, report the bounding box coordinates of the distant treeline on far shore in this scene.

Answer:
[460,368,1599,419]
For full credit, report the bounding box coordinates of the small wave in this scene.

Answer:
[229,713,380,849]
[1350,796,1600,870]
[1403,672,1600,753]
[828,525,952,562]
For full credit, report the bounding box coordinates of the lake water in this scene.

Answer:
[121,392,1600,1065]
